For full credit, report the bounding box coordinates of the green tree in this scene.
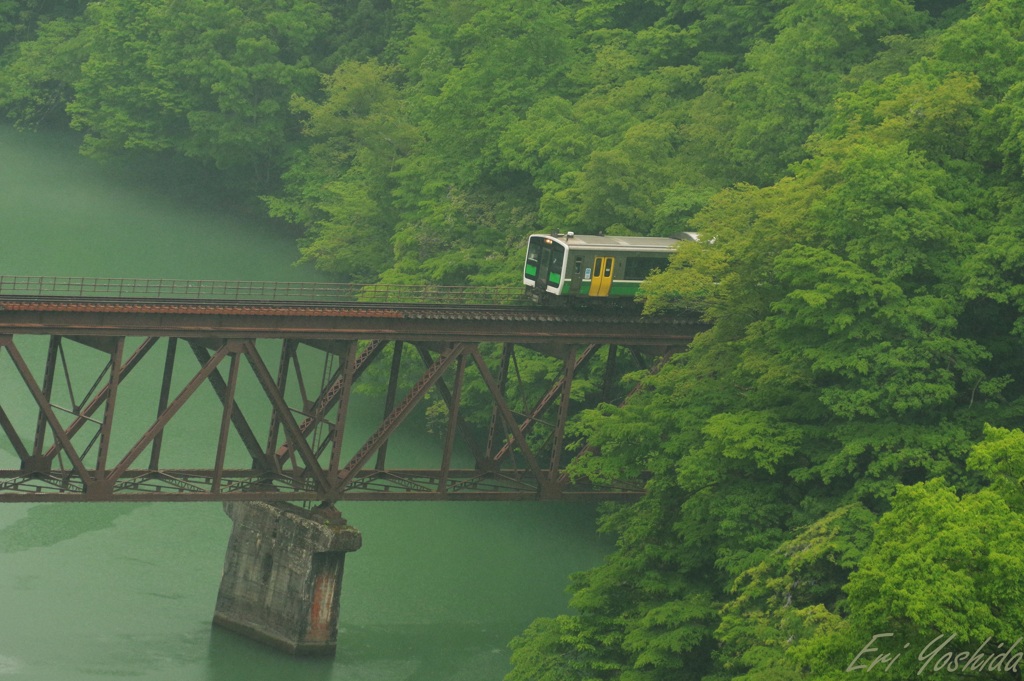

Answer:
[269,59,417,278]
[715,427,1024,680]
[56,0,332,189]
[0,1,88,60]
[794,478,1024,680]
[510,7,1023,672]
[0,16,85,127]
[381,0,577,283]
[527,67,702,234]
[715,504,877,681]
[687,0,929,185]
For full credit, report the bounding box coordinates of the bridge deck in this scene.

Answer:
[0,280,706,503]
[0,297,701,346]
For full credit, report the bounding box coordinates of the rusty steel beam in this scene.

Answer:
[0,404,30,466]
[492,344,599,463]
[0,298,698,503]
[189,341,265,464]
[149,338,177,470]
[95,336,124,475]
[0,301,702,347]
[1,336,92,481]
[44,336,159,466]
[32,336,60,459]
[414,343,485,465]
[334,343,466,496]
[242,341,330,495]
[467,346,547,491]
[439,353,467,494]
[0,467,644,502]
[548,346,576,479]
[374,340,403,470]
[95,343,234,499]
[328,342,357,480]
[274,339,387,464]
[264,339,294,459]
[483,343,512,463]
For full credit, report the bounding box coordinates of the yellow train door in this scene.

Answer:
[589,256,615,297]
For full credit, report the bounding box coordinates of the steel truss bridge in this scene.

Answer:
[0,276,705,503]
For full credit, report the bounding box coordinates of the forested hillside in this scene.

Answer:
[4,0,1024,678]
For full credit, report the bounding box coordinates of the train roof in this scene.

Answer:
[529,233,694,251]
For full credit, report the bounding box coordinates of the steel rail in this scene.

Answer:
[0,275,526,306]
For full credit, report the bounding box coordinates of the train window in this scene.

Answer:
[526,240,541,265]
[548,246,565,284]
[574,257,582,275]
[525,238,542,281]
[623,257,670,280]
[551,248,564,272]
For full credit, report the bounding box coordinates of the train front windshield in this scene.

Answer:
[524,236,566,288]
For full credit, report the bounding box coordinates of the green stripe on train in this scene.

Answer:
[554,280,640,297]
[608,281,642,297]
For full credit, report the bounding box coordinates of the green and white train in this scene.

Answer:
[523,232,695,302]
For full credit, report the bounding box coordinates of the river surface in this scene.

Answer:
[0,126,611,680]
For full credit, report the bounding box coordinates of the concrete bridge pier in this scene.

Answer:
[213,501,362,655]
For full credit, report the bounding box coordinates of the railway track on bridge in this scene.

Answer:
[0,296,702,346]
[0,294,700,323]
[0,295,655,321]
[0,276,706,502]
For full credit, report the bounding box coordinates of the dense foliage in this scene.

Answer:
[4,0,1024,678]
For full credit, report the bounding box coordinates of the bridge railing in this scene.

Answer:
[0,275,525,306]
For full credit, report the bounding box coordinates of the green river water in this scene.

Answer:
[0,126,611,680]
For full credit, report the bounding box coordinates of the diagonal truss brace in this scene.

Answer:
[0,326,672,501]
